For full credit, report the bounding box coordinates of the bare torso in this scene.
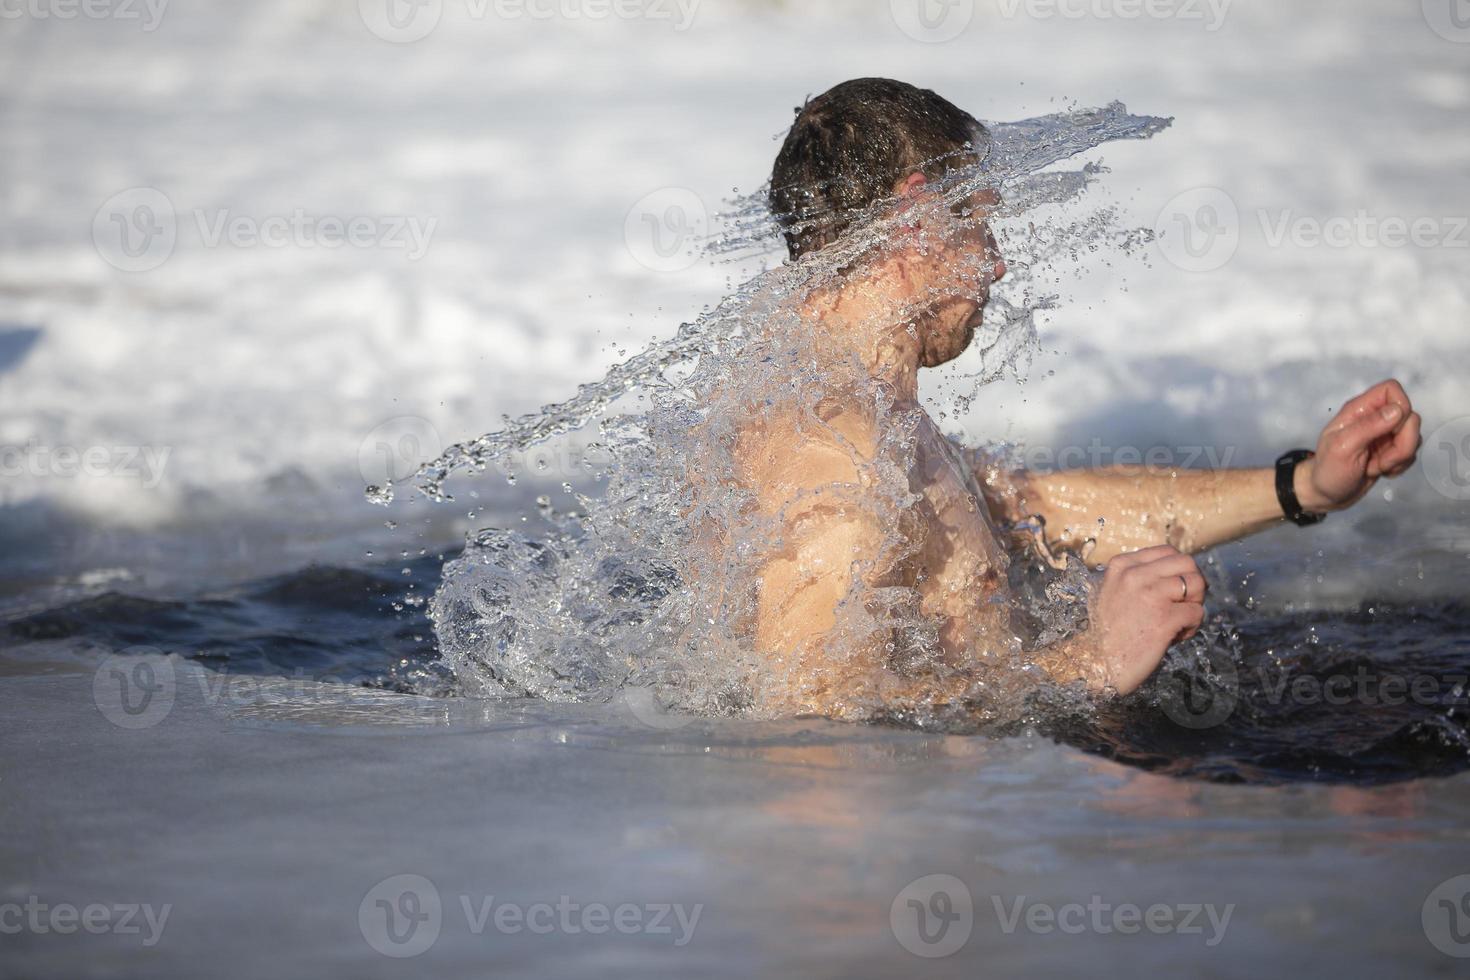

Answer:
[731,394,1012,686]
[899,407,1013,658]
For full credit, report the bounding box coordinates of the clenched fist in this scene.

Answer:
[1298,379,1423,512]
[1090,545,1208,694]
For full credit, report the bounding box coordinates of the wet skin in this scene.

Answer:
[734,174,1424,716]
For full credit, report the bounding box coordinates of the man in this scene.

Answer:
[740,78,1422,717]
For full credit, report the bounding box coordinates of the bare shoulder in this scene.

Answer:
[733,392,883,513]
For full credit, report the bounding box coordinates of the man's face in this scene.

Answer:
[898,181,1008,368]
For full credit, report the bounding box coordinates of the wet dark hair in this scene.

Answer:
[769,77,989,260]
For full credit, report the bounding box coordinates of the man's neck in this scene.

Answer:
[801,265,923,404]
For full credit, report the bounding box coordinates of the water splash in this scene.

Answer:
[379,102,1174,726]
[366,103,1168,506]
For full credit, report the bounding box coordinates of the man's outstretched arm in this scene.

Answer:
[980,380,1424,565]
[747,414,1213,708]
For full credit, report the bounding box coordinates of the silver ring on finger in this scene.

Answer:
[1179,575,1189,602]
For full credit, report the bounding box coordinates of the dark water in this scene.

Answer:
[2,557,451,695]
[1074,601,1470,784]
[5,559,1468,786]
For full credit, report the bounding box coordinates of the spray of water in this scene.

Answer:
[371,102,1175,727]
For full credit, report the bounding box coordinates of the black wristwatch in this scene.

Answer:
[1275,450,1327,527]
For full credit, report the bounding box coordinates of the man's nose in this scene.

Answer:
[984,226,1006,281]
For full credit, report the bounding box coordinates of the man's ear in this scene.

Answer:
[892,172,928,233]
[895,172,928,199]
